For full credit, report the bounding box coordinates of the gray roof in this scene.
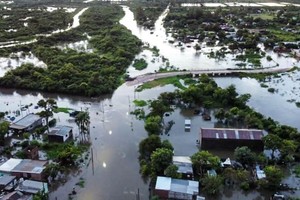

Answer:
[0,159,47,174]
[16,180,48,194]
[9,114,41,130]
[155,176,199,195]
[1,191,32,200]
[48,125,72,136]
[173,156,193,174]
[0,175,16,186]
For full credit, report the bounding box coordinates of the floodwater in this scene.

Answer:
[1,3,300,200]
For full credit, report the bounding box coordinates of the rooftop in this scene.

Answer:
[0,159,47,174]
[48,125,72,136]
[1,191,33,200]
[0,175,16,186]
[173,156,193,174]
[200,128,264,140]
[9,114,41,130]
[16,180,48,194]
[155,176,199,195]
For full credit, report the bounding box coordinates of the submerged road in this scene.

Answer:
[126,67,294,86]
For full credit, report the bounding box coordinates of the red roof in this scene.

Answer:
[201,128,264,141]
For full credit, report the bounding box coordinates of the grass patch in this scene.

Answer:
[76,178,85,188]
[269,29,299,42]
[251,13,274,20]
[135,76,186,92]
[53,107,72,113]
[133,99,147,107]
[133,58,148,70]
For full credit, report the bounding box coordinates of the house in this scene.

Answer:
[16,180,48,195]
[0,159,48,181]
[9,114,42,133]
[0,175,17,191]
[199,128,265,151]
[48,125,73,143]
[0,191,33,200]
[172,156,193,180]
[154,176,199,200]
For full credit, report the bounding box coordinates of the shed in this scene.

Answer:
[1,191,33,200]
[9,114,42,133]
[154,176,199,200]
[48,125,72,143]
[172,156,193,179]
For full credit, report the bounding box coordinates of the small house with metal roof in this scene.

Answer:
[154,176,199,200]
[199,128,265,151]
[0,159,48,181]
[48,125,73,143]
[172,156,194,180]
[16,180,48,195]
[9,114,42,133]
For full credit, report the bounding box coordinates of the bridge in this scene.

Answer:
[126,67,293,86]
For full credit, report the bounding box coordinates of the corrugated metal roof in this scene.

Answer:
[49,125,72,136]
[0,159,47,174]
[0,158,22,172]
[155,176,199,195]
[0,175,16,185]
[201,128,264,141]
[9,114,41,130]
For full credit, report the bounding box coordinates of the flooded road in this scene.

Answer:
[0,3,300,200]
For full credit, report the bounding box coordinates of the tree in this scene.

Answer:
[279,139,297,163]
[37,99,57,133]
[144,115,162,135]
[262,134,282,160]
[161,140,174,152]
[44,162,60,181]
[150,148,173,177]
[234,146,256,167]
[191,151,220,177]
[57,144,81,166]
[164,164,181,179]
[201,175,223,195]
[139,135,162,161]
[0,121,9,145]
[75,111,90,142]
[264,165,284,189]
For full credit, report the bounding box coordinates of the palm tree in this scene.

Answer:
[75,111,90,143]
[37,99,57,133]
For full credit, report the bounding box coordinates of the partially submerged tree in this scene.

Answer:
[75,111,90,143]
[0,121,9,145]
[37,99,57,133]
[234,146,256,167]
[191,151,220,177]
[150,147,173,178]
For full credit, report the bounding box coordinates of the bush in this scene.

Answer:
[49,119,57,127]
[240,181,250,191]
[268,88,275,93]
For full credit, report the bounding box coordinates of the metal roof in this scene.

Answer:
[9,114,41,130]
[0,159,47,174]
[48,125,72,136]
[16,180,48,194]
[173,156,193,174]
[0,175,16,186]
[200,128,264,141]
[155,176,199,195]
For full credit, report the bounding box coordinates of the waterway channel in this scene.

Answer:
[0,4,300,200]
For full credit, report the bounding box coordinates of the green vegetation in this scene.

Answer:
[76,178,85,188]
[53,107,72,113]
[250,13,274,20]
[0,5,142,96]
[133,99,147,107]
[133,58,148,70]
[136,76,186,92]
[293,165,300,177]
[296,102,300,108]
[267,88,275,93]
[269,29,300,42]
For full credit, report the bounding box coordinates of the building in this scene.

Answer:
[0,175,17,191]
[9,114,42,133]
[0,159,48,181]
[154,176,199,200]
[172,156,193,180]
[1,191,33,200]
[24,146,39,160]
[199,128,265,151]
[16,180,48,195]
[48,125,73,143]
